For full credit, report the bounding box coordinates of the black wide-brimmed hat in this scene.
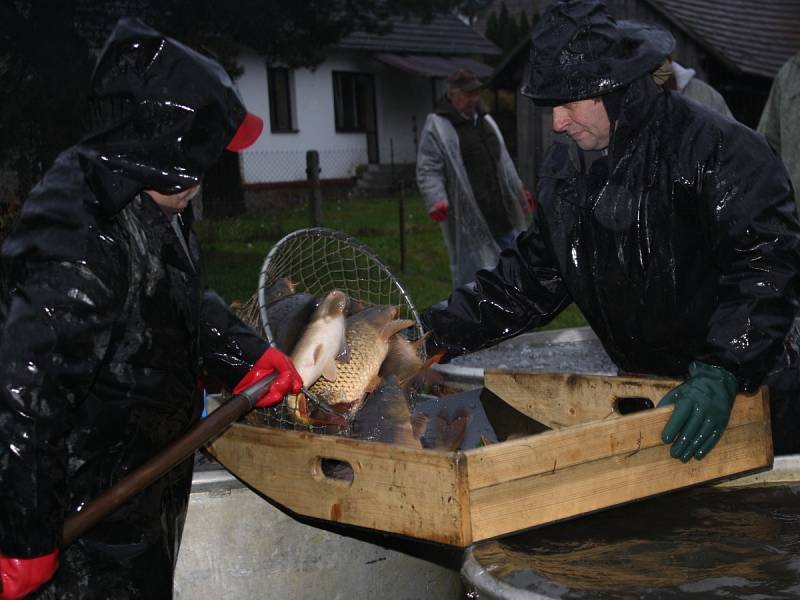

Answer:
[521,0,675,105]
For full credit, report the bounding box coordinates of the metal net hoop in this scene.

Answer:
[257,227,424,349]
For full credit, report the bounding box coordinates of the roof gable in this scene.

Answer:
[644,0,800,77]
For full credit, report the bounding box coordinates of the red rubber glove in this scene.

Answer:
[0,550,59,600]
[428,199,449,222]
[233,346,303,407]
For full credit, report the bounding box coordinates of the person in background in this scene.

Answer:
[423,0,800,463]
[0,18,303,599]
[758,50,800,204]
[416,69,534,288]
[652,53,734,118]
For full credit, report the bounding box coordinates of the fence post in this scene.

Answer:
[306,150,323,227]
[390,138,395,189]
[399,180,406,273]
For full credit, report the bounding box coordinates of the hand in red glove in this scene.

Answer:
[0,550,59,600]
[428,199,449,222]
[233,346,303,407]
[521,189,535,212]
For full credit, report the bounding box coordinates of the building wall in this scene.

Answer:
[235,49,439,186]
[373,63,436,166]
[236,49,369,184]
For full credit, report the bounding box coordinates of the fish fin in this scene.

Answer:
[434,409,470,452]
[365,374,382,393]
[313,344,324,365]
[410,413,429,440]
[308,408,348,428]
[412,332,431,352]
[348,297,369,315]
[291,394,311,425]
[381,319,416,340]
[321,359,338,382]
[337,340,350,364]
[423,346,447,370]
[393,426,424,449]
[396,344,446,389]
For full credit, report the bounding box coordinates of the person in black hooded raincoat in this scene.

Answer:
[423,0,800,461]
[0,18,305,599]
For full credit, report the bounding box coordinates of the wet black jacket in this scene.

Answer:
[0,19,266,598]
[424,77,800,449]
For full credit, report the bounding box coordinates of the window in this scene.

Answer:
[332,71,375,132]
[267,67,296,133]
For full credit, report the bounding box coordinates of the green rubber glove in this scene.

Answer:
[658,361,738,462]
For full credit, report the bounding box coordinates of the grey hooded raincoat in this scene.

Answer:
[417,108,529,287]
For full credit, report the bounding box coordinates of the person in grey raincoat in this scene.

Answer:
[652,55,733,118]
[0,19,303,599]
[416,69,533,288]
[423,0,800,461]
[758,50,800,205]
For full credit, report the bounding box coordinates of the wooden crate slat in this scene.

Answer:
[206,372,773,547]
[468,419,772,541]
[465,391,768,489]
[484,370,677,429]
[209,425,471,545]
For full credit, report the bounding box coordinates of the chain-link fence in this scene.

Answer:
[237,146,419,213]
[241,147,369,184]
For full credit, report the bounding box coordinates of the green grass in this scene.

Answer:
[197,193,587,331]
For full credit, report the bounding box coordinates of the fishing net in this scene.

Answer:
[244,227,425,432]
[259,227,424,342]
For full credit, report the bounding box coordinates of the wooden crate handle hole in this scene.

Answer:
[614,396,655,415]
[316,457,355,486]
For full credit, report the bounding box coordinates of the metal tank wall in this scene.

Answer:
[174,470,464,599]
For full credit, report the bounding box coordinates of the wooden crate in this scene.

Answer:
[207,370,773,547]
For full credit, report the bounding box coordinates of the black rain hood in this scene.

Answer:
[81,17,248,212]
[0,18,267,596]
[522,0,674,105]
[424,73,800,454]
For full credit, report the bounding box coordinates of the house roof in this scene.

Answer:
[490,1,800,84]
[337,14,500,56]
[374,53,494,78]
[643,0,800,78]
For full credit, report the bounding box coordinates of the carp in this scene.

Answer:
[350,375,469,451]
[379,331,446,390]
[310,305,415,418]
[264,277,297,306]
[349,375,427,448]
[235,277,297,334]
[266,290,318,354]
[286,289,348,423]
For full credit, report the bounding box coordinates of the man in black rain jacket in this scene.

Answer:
[0,19,303,599]
[423,0,800,461]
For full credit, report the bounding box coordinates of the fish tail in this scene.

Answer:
[410,413,429,440]
[434,408,470,452]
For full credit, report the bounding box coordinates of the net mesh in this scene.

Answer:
[244,228,424,432]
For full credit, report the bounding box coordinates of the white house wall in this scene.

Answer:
[235,48,438,185]
[372,61,436,166]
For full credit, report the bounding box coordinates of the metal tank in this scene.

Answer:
[435,327,800,600]
[174,465,464,599]
[461,456,800,600]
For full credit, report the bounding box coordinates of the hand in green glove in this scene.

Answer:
[658,361,738,462]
